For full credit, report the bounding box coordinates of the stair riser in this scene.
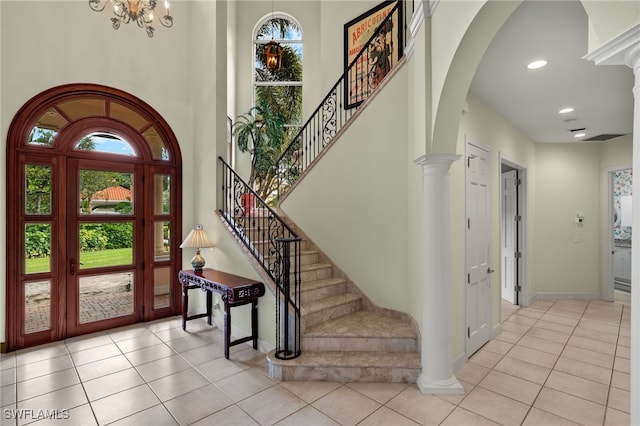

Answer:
[302,299,362,329]
[302,336,417,353]
[271,365,419,383]
[301,282,346,303]
[299,267,332,282]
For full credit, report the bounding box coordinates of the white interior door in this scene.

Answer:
[466,141,492,356]
[501,170,517,304]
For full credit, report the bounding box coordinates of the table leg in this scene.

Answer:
[206,291,212,326]
[182,283,188,331]
[251,299,258,350]
[224,301,231,359]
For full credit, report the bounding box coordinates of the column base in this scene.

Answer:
[417,373,465,395]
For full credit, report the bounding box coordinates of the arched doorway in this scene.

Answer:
[6,84,182,351]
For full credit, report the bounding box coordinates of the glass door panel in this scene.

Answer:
[79,272,134,323]
[25,164,52,215]
[25,223,52,274]
[79,169,134,215]
[68,159,142,334]
[154,221,171,262]
[153,267,171,309]
[78,222,134,269]
[24,280,52,334]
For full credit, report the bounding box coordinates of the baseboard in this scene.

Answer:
[453,351,467,373]
[533,292,601,300]
[491,323,502,339]
[1,342,6,353]
[212,316,275,355]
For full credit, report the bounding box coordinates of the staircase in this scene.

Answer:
[267,214,421,383]
[219,2,420,382]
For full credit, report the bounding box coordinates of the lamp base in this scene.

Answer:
[191,250,206,273]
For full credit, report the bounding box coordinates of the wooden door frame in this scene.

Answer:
[5,84,183,351]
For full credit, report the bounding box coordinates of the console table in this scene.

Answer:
[178,268,265,359]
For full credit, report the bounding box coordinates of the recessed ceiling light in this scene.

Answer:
[559,107,574,114]
[574,133,586,138]
[527,60,548,70]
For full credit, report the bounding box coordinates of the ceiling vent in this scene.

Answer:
[584,134,626,141]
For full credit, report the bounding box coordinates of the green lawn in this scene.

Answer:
[25,248,133,274]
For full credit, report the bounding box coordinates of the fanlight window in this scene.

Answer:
[75,132,137,157]
[28,127,58,146]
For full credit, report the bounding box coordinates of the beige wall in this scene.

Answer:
[533,143,603,297]
[0,1,196,344]
[582,1,640,51]
[453,94,537,356]
[281,66,413,316]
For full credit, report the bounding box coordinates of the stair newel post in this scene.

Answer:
[274,236,302,360]
[282,238,291,357]
[293,237,301,355]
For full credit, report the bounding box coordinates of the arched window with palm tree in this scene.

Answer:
[253,14,303,148]
[241,14,302,203]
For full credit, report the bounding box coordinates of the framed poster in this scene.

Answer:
[344,0,402,109]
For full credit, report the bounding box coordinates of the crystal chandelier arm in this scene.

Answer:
[159,14,174,29]
[88,0,173,37]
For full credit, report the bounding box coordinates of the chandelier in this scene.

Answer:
[89,0,174,38]
[265,41,283,72]
[265,0,283,73]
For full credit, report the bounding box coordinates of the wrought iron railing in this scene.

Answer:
[275,1,406,201]
[219,157,301,360]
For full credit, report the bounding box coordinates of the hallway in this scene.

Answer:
[0,297,630,425]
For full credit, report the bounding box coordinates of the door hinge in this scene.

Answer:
[467,273,470,284]
[515,215,522,222]
[468,218,471,229]
[515,178,522,186]
[516,285,522,292]
[515,252,522,259]
[467,327,470,338]
[142,261,145,270]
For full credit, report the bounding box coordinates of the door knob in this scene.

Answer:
[487,268,495,274]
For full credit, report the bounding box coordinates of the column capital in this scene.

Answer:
[415,154,462,175]
[583,23,640,68]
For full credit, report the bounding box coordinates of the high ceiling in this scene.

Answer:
[469,1,634,144]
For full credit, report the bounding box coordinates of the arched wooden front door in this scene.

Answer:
[6,84,182,351]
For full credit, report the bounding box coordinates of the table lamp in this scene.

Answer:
[180,225,214,273]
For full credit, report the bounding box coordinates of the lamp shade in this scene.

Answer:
[180,225,214,249]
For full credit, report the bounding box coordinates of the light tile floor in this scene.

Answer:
[0,296,631,425]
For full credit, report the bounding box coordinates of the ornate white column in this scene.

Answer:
[585,23,640,425]
[415,154,464,394]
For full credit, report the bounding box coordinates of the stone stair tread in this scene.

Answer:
[301,278,347,291]
[304,311,416,338]
[268,350,420,369]
[300,262,332,272]
[302,293,362,315]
